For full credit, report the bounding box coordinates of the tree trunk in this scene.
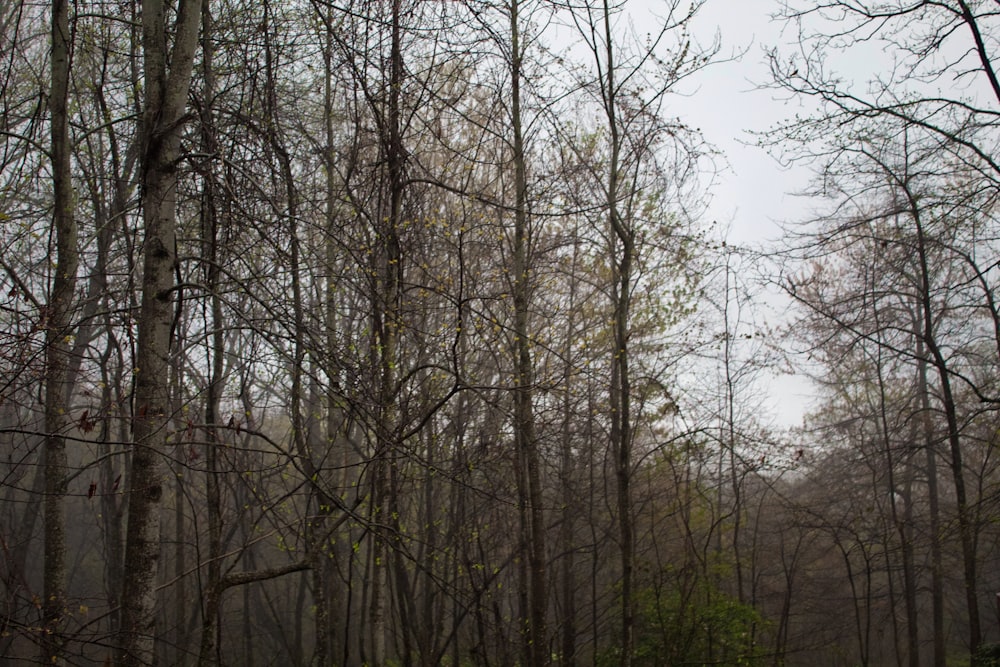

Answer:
[597,2,634,662]
[118,0,202,662]
[369,1,405,662]
[508,2,547,663]
[197,3,224,662]
[911,196,981,657]
[315,6,340,661]
[917,343,946,666]
[871,307,918,667]
[559,231,582,667]
[42,0,77,660]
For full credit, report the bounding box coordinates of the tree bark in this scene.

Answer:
[509,2,547,664]
[910,189,982,656]
[196,3,225,663]
[42,0,77,661]
[596,2,635,662]
[917,342,946,666]
[118,0,202,663]
[369,1,405,662]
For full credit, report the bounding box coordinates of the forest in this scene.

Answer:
[2,0,1000,665]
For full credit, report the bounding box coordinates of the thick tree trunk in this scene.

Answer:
[118,0,202,663]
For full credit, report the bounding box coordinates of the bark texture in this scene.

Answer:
[118,0,203,663]
[42,0,77,661]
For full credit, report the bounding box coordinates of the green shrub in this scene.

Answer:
[974,643,1000,667]
[598,577,767,667]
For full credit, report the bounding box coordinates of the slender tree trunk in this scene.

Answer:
[316,7,341,660]
[4,69,130,654]
[242,573,254,667]
[917,343,945,666]
[369,1,405,662]
[559,476,577,666]
[118,0,202,662]
[559,232,582,667]
[83,75,135,650]
[835,534,870,667]
[259,3,341,663]
[872,311,918,667]
[911,200,981,656]
[42,0,76,661]
[169,313,188,667]
[772,529,801,667]
[596,2,634,662]
[173,437,188,664]
[197,4,225,662]
[508,2,546,663]
[100,355,126,644]
[722,259,745,605]
[900,436,919,667]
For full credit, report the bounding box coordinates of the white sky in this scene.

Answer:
[672,0,823,426]
[673,0,815,243]
[559,0,828,426]
[628,1,989,427]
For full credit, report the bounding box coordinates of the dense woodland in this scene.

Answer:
[3,0,1000,665]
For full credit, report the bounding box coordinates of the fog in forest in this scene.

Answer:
[3,0,1000,665]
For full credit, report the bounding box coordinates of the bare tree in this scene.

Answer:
[40,0,76,662]
[563,2,713,662]
[118,0,203,662]
[769,1,1000,658]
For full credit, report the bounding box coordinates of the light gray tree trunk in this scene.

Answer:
[118,0,202,663]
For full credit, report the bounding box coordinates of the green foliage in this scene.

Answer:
[599,576,766,667]
[974,643,1000,667]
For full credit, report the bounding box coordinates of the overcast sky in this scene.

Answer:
[673,0,816,244]
[558,1,829,425]
[672,0,822,425]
